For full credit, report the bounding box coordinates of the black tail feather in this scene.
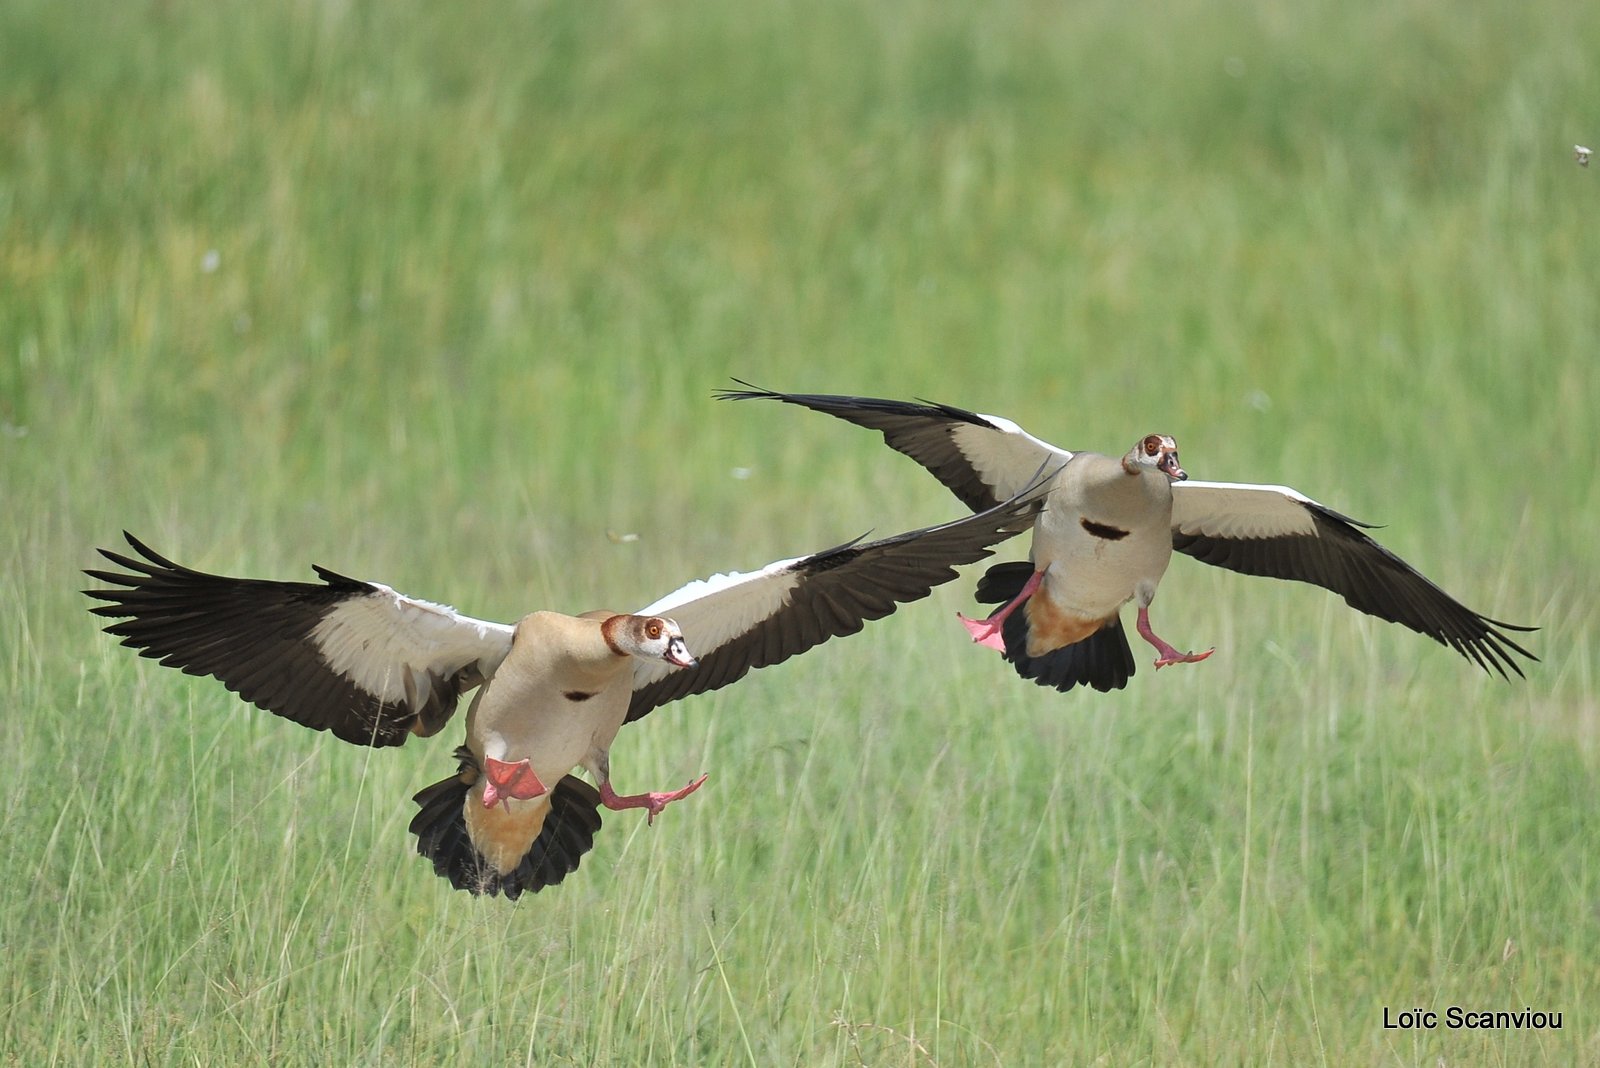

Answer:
[409,747,604,899]
[974,561,1035,605]
[1001,607,1135,693]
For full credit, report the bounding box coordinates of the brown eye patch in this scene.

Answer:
[1143,435,1162,456]
[646,620,662,639]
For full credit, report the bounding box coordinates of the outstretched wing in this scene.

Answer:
[84,533,516,746]
[1170,481,1537,678]
[624,475,1051,720]
[718,382,1071,513]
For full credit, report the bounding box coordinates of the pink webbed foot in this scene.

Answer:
[958,569,1045,654]
[481,757,549,808]
[600,773,708,826]
[1152,647,1215,669]
[957,612,1009,651]
[1135,606,1214,669]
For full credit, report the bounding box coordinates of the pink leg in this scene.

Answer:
[1135,605,1214,668]
[600,773,708,826]
[958,570,1045,653]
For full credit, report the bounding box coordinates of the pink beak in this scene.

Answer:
[1159,452,1187,481]
[664,635,698,669]
[481,757,548,808]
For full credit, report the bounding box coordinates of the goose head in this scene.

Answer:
[604,614,698,668]
[1123,434,1186,482]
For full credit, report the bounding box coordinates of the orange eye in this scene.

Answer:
[647,620,662,639]
[1144,437,1160,456]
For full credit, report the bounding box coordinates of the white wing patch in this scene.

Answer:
[1170,481,1324,540]
[630,559,807,691]
[309,583,515,707]
[953,416,1073,501]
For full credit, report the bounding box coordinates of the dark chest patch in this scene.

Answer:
[563,690,595,703]
[1081,518,1130,541]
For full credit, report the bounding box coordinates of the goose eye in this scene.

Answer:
[1144,437,1160,456]
[646,620,662,639]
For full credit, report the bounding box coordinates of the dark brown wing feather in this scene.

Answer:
[83,533,488,746]
[717,382,1018,512]
[625,479,1046,721]
[1172,503,1538,678]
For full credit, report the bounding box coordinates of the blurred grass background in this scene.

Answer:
[2,0,1597,1063]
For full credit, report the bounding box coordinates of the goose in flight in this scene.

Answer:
[84,484,1042,898]
[719,384,1537,693]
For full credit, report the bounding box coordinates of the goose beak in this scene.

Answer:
[664,636,698,669]
[1159,453,1187,481]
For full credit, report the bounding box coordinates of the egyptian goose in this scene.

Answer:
[84,485,1042,898]
[720,385,1537,692]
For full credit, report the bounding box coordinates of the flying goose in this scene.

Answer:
[83,484,1043,899]
[719,385,1537,693]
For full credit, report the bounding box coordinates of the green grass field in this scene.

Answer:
[4,0,1597,1063]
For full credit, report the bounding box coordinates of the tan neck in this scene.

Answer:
[599,614,634,658]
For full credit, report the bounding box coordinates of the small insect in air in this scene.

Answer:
[1576,144,1592,167]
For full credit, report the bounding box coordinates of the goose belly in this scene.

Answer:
[1034,508,1174,617]
[460,680,627,875]
[466,676,630,786]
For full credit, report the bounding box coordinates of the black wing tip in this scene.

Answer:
[85,532,374,598]
[1461,621,1539,681]
[83,537,168,609]
[111,531,183,570]
[83,533,173,587]
[715,380,833,408]
[120,529,161,556]
[81,584,126,604]
[1479,616,1540,634]
[1424,603,1539,679]
[1307,507,1542,674]
[311,563,376,590]
[714,377,775,401]
[713,380,1000,431]
[1175,520,1542,681]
